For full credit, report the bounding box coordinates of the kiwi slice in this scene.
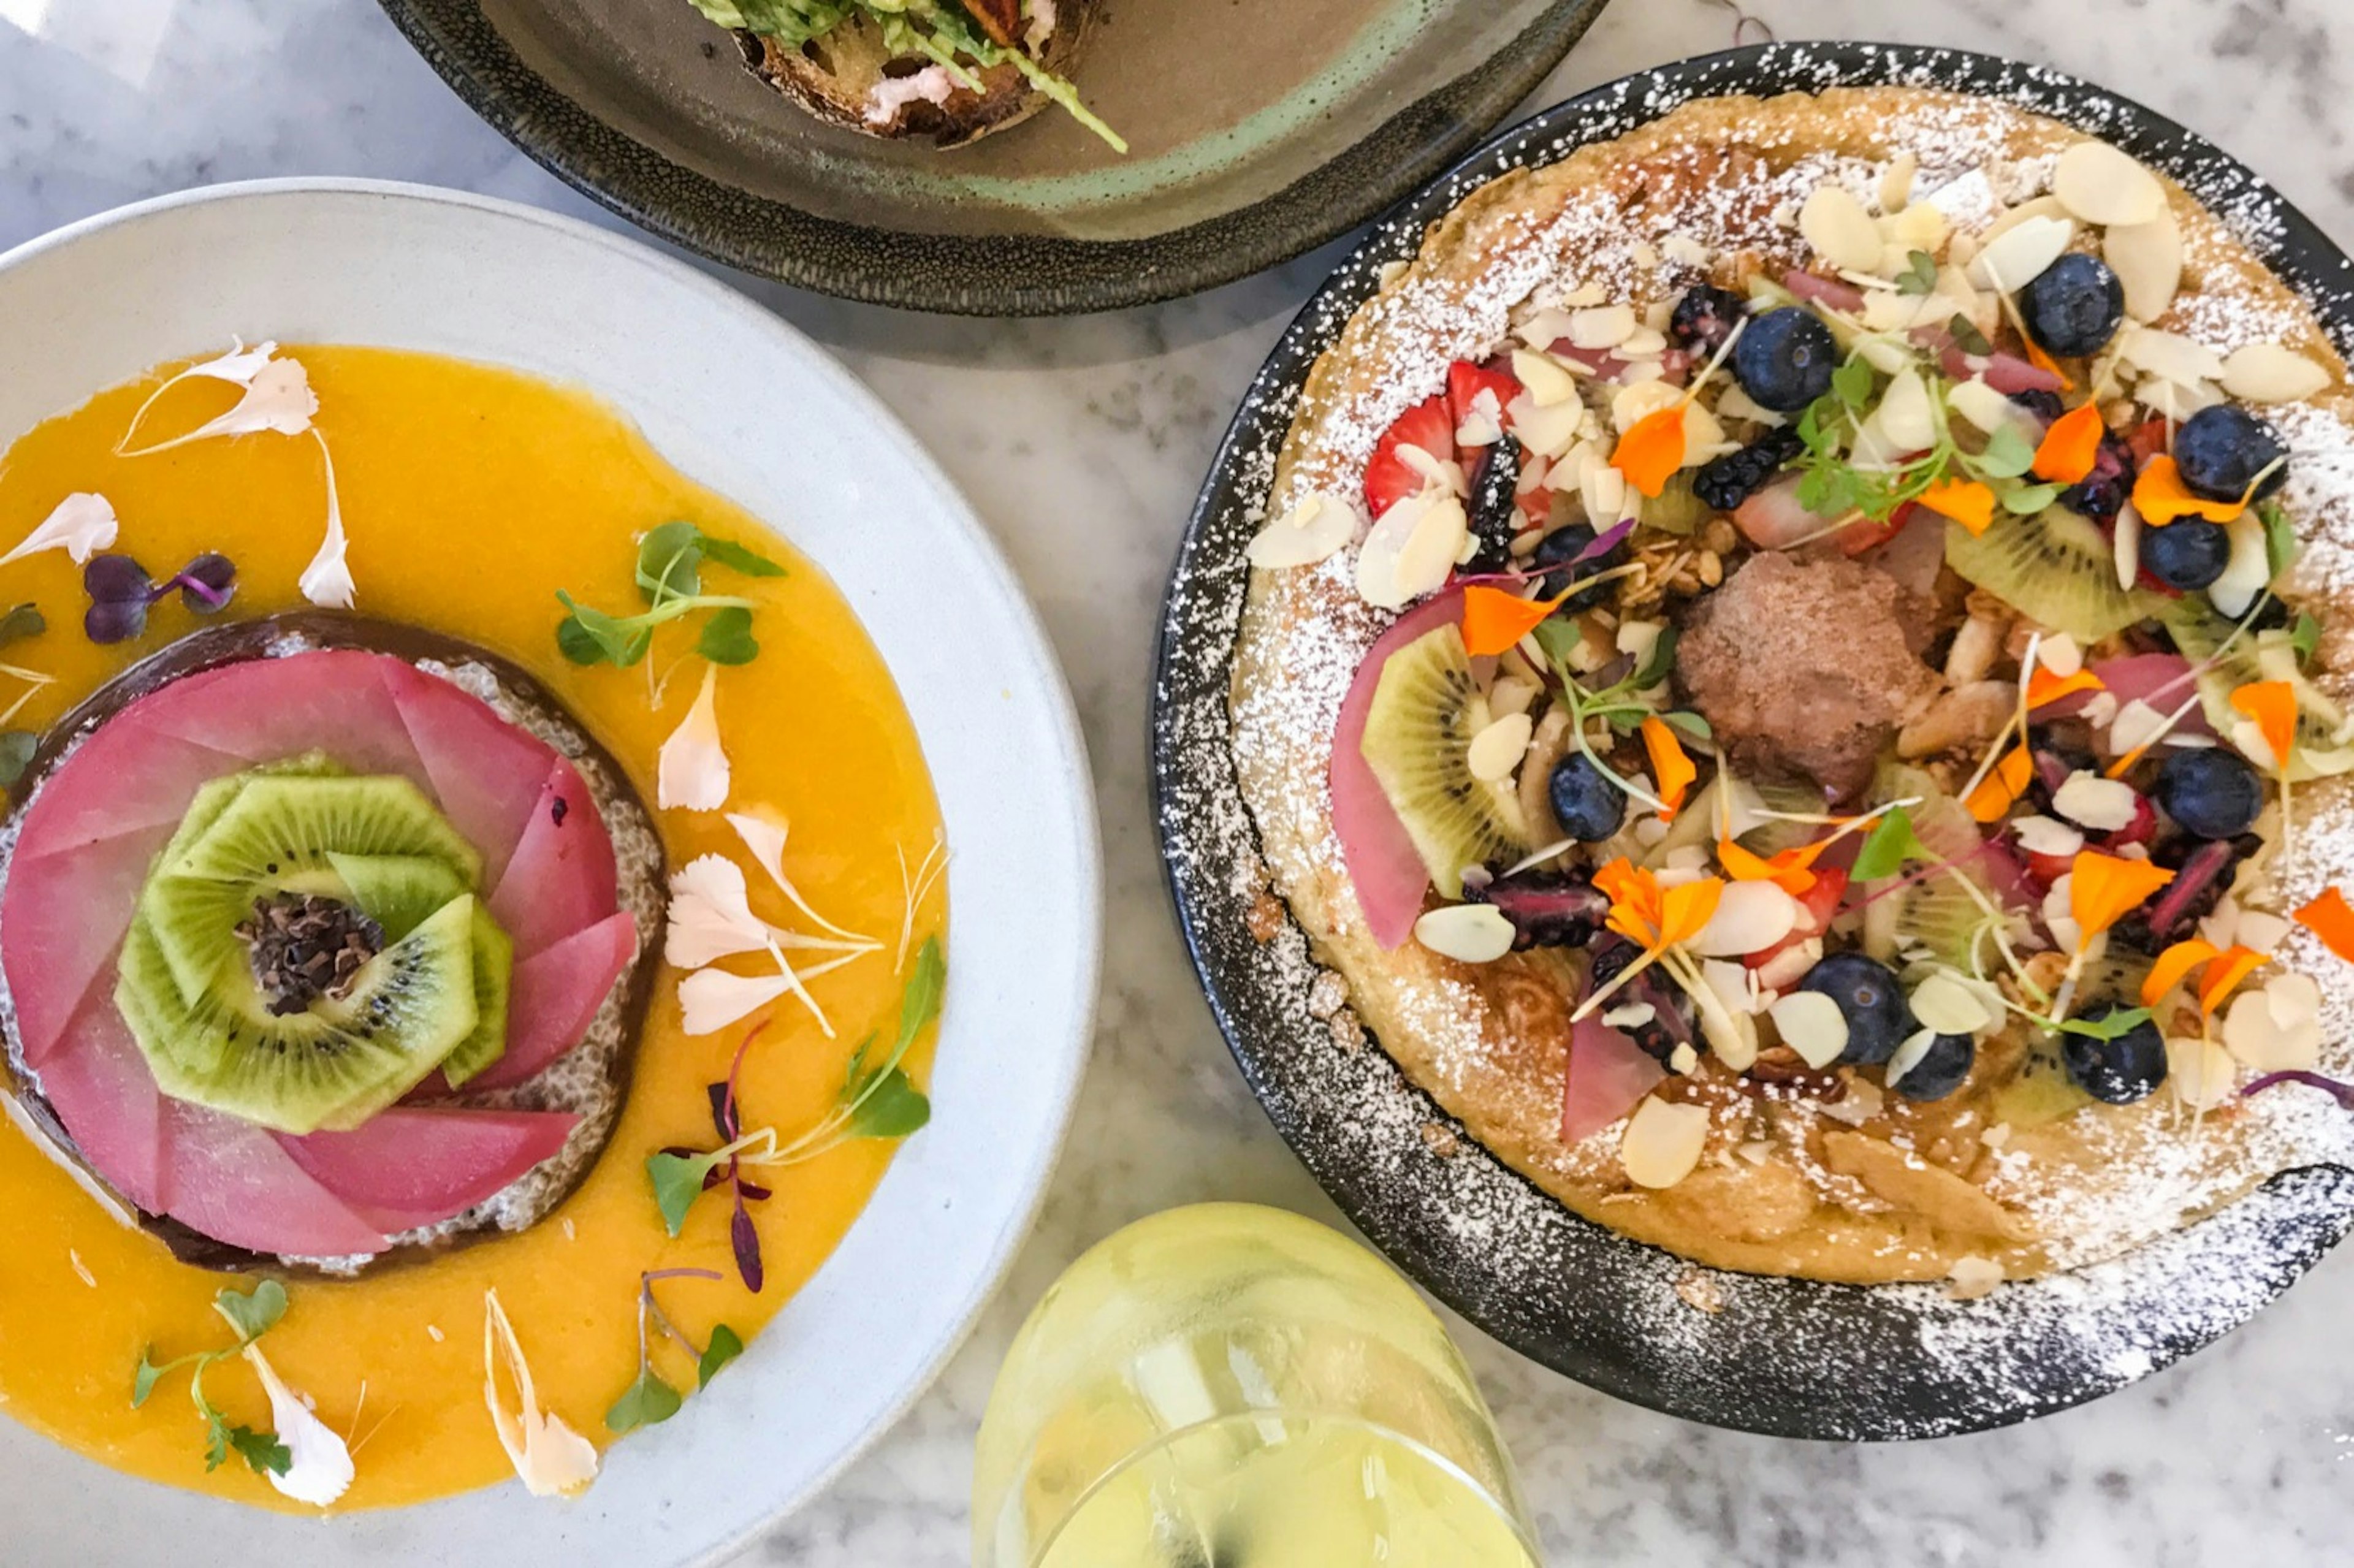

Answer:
[1862,765,2017,969]
[166,775,482,889]
[1943,511,2161,645]
[436,905,514,1090]
[121,897,482,1136]
[2160,602,2354,780]
[1358,624,1532,897]
[320,851,472,940]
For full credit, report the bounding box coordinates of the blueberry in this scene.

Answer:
[1669,284,1748,356]
[2244,592,2293,634]
[2062,1005,2168,1104]
[2154,747,2264,839]
[1694,425,1806,512]
[2019,253,2125,357]
[1732,307,1838,413]
[2138,516,2231,591]
[1548,753,1627,842]
[1464,433,1523,571]
[1799,952,1915,1065]
[1891,1033,1976,1101]
[2059,432,2136,525]
[1532,523,1623,611]
[2175,405,2289,503]
[2006,388,2066,425]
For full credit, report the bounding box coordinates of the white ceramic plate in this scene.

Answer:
[0,181,1101,1564]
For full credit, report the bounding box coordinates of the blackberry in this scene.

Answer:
[2006,388,2066,425]
[1468,867,1609,949]
[1588,938,1698,1068]
[1669,284,1748,356]
[1463,433,1523,572]
[1693,426,1806,513]
[2059,431,2136,524]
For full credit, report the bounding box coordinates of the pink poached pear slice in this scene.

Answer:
[2,818,170,1067]
[158,1098,387,1258]
[10,721,246,854]
[489,756,619,959]
[30,976,172,1214]
[1331,591,1465,950]
[379,661,558,887]
[124,650,435,791]
[467,911,637,1091]
[278,1107,578,1233]
[1561,1010,1667,1146]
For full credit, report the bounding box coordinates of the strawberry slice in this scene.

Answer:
[1743,867,1848,973]
[1837,501,1915,557]
[1365,394,1458,519]
[1447,359,1522,451]
[2126,416,2171,468]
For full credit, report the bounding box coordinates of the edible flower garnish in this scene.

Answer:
[1916,476,1996,536]
[2229,680,2297,769]
[1460,584,1567,658]
[2132,455,2244,525]
[665,813,883,1036]
[482,1288,599,1499]
[1964,744,2032,823]
[2025,667,2104,710]
[604,1269,744,1435]
[657,665,729,812]
[2032,403,2106,485]
[647,938,943,1238]
[242,1342,356,1508]
[116,340,318,458]
[2068,850,2175,950]
[1590,860,1721,978]
[2294,887,2354,964]
[1716,835,1829,897]
[82,551,235,644]
[2141,937,2220,1008]
[2197,944,2269,1016]
[299,432,356,609]
[1,492,116,566]
[557,520,783,674]
[1609,406,1688,499]
[132,1279,296,1482]
[1639,715,1696,821]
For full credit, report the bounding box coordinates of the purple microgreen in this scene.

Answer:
[170,554,237,613]
[80,552,237,644]
[2242,1070,2354,1111]
[731,1197,764,1294]
[1573,517,1638,566]
[736,1179,773,1203]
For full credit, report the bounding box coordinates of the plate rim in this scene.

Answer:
[371,0,1611,317]
[1150,40,2354,1441]
[0,175,1104,1555]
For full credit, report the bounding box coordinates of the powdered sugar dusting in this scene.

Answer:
[1156,42,2354,1437]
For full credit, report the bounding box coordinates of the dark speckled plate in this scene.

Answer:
[1151,42,2354,1440]
[375,0,1609,316]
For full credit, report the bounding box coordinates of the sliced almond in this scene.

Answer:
[2209,509,2272,620]
[2223,977,2322,1070]
[1245,490,1362,569]
[1487,676,1539,720]
[1610,376,1685,435]
[2168,1036,2239,1109]
[1566,305,1637,351]
[1714,385,1788,428]
[1515,306,1575,348]
[1889,200,1951,255]
[1620,1097,1712,1189]
[1510,348,1583,408]
[1946,1257,2006,1301]
[1355,492,1466,609]
[1466,712,1534,783]
[2053,772,2139,831]
[1909,972,1994,1036]
[1872,367,1939,454]
[1412,904,1517,965]
[2105,207,2182,323]
[2137,377,2223,423]
[1602,1001,1658,1030]
[1879,151,1920,214]
[2012,815,2086,858]
[2221,342,2333,405]
[1508,391,1585,460]
[2112,500,2143,592]
[1768,990,1850,1069]
[2119,324,2227,386]
[1967,213,2075,292]
[2052,140,2168,228]
[2105,695,2169,757]
[1946,376,2019,437]
[1688,880,1801,959]
[1800,185,1886,273]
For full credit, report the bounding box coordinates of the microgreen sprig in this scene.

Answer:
[604,1269,745,1436]
[131,1279,293,1478]
[1529,620,1691,810]
[556,521,783,672]
[646,938,944,1263]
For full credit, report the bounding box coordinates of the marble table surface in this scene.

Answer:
[6,0,2354,1562]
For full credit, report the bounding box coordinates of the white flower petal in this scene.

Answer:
[297,432,355,609]
[242,1345,354,1509]
[725,811,871,944]
[677,964,794,1037]
[658,665,729,812]
[0,492,116,566]
[482,1290,599,1500]
[664,854,773,969]
[120,351,318,457]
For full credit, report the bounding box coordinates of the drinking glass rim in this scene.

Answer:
[1000,1406,1542,1568]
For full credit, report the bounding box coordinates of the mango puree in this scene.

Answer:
[0,347,945,1510]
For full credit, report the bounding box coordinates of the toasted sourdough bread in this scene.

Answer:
[734,2,1096,148]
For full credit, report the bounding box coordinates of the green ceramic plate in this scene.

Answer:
[377,0,1610,314]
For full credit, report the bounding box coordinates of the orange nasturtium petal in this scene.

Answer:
[2132,454,2244,527]
[1917,477,1998,537]
[2026,668,2106,710]
[1965,745,2034,824]
[2022,336,2076,389]
[1640,715,1697,822]
[1460,584,1566,658]
[2295,887,2354,965]
[2197,945,2269,1017]
[1610,406,1688,500]
[1718,837,1823,897]
[1656,877,1725,950]
[2230,680,2298,771]
[1594,856,1662,947]
[2068,850,2176,946]
[2032,402,2107,485]
[2140,938,2222,1008]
